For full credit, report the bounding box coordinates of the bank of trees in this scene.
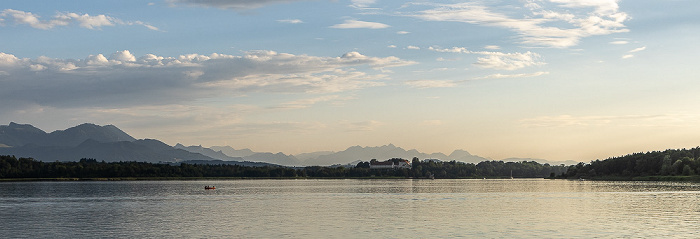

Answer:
[561,148,700,179]
[0,155,566,179]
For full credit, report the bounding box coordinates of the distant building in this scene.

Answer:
[369,159,411,169]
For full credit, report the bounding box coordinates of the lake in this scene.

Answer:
[1,179,699,238]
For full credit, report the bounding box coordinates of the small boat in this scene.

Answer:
[204,186,216,190]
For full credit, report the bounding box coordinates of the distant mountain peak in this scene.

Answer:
[0,122,136,148]
[0,122,48,147]
[47,123,136,147]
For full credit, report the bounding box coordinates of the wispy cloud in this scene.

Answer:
[520,114,695,128]
[277,19,303,24]
[274,95,349,109]
[167,0,309,10]
[610,40,629,45]
[429,46,545,70]
[405,79,461,88]
[476,71,549,80]
[350,0,376,9]
[342,120,384,132]
[473,51,544,70]
[622,46,646,59]
[0,9,159,31]
[629,46,646,53]
[405,1,628,48]
[330,19,390,29]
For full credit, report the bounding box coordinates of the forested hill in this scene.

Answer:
[562,147,700,180]
[0,155,566,179]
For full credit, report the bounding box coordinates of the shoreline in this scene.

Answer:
[3,176,700,182]
[0,176,527,181]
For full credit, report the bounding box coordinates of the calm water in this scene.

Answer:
[1,179,699,238]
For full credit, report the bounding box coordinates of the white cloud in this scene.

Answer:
[484,45,500,50]
[278,19,303,24]
[330,20,390,29]
[387,45,397,48]
[429,46,545,70]
[435,57,458,62]
[406,46,420,50]
[0,9,159,31]
[473,51,544,70]
[350,0,376,9]
[396,31,410,34]
[168,0,309,10]
[109,50,137,62]
[405,79,459,88]
[428,46,470,53]
[520,114,692,128]
[128,21,160,31]
[547,0,621,14]
[621,46,646,59]
[476,71,549,80]
[629,46,646,53]
[407,1,629,48]
[0,51,415,110]
[610,40,628,45]
[275,95,350,109]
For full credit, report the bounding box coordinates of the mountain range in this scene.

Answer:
[0,122,578,166]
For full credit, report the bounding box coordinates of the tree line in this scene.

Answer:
[561,147,700,179]
[0,155,567,179]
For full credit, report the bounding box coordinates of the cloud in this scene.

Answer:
[406,46,420,50]
[406,1,628,48]
[405,79,460,88]
[330,20,390,29]
[0,9,159,31]
[342,120,384,132]
[275,95,351,109]
[484,45,500,50]
[629,46,646,53]
[429,46,545,70]
[621,46,645,59]
[167,0,309,10]
[350,0,376,9]
[0,50,415,110]
[476,71,549,80]
[429,46,470,53]
[277,19,303,24]
[520,114,691,128]
[610,40,628,45]
[473,51,544,70]
[396,31,410,34]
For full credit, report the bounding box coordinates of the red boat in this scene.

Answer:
[204,186,215,190]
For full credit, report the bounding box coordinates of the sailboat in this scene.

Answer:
[510,170,514,179]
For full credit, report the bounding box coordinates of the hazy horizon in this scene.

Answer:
[2,0,699,163]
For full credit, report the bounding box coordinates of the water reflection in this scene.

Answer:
[1,179,698,238]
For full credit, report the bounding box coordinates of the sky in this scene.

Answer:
[1,0,700,163]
